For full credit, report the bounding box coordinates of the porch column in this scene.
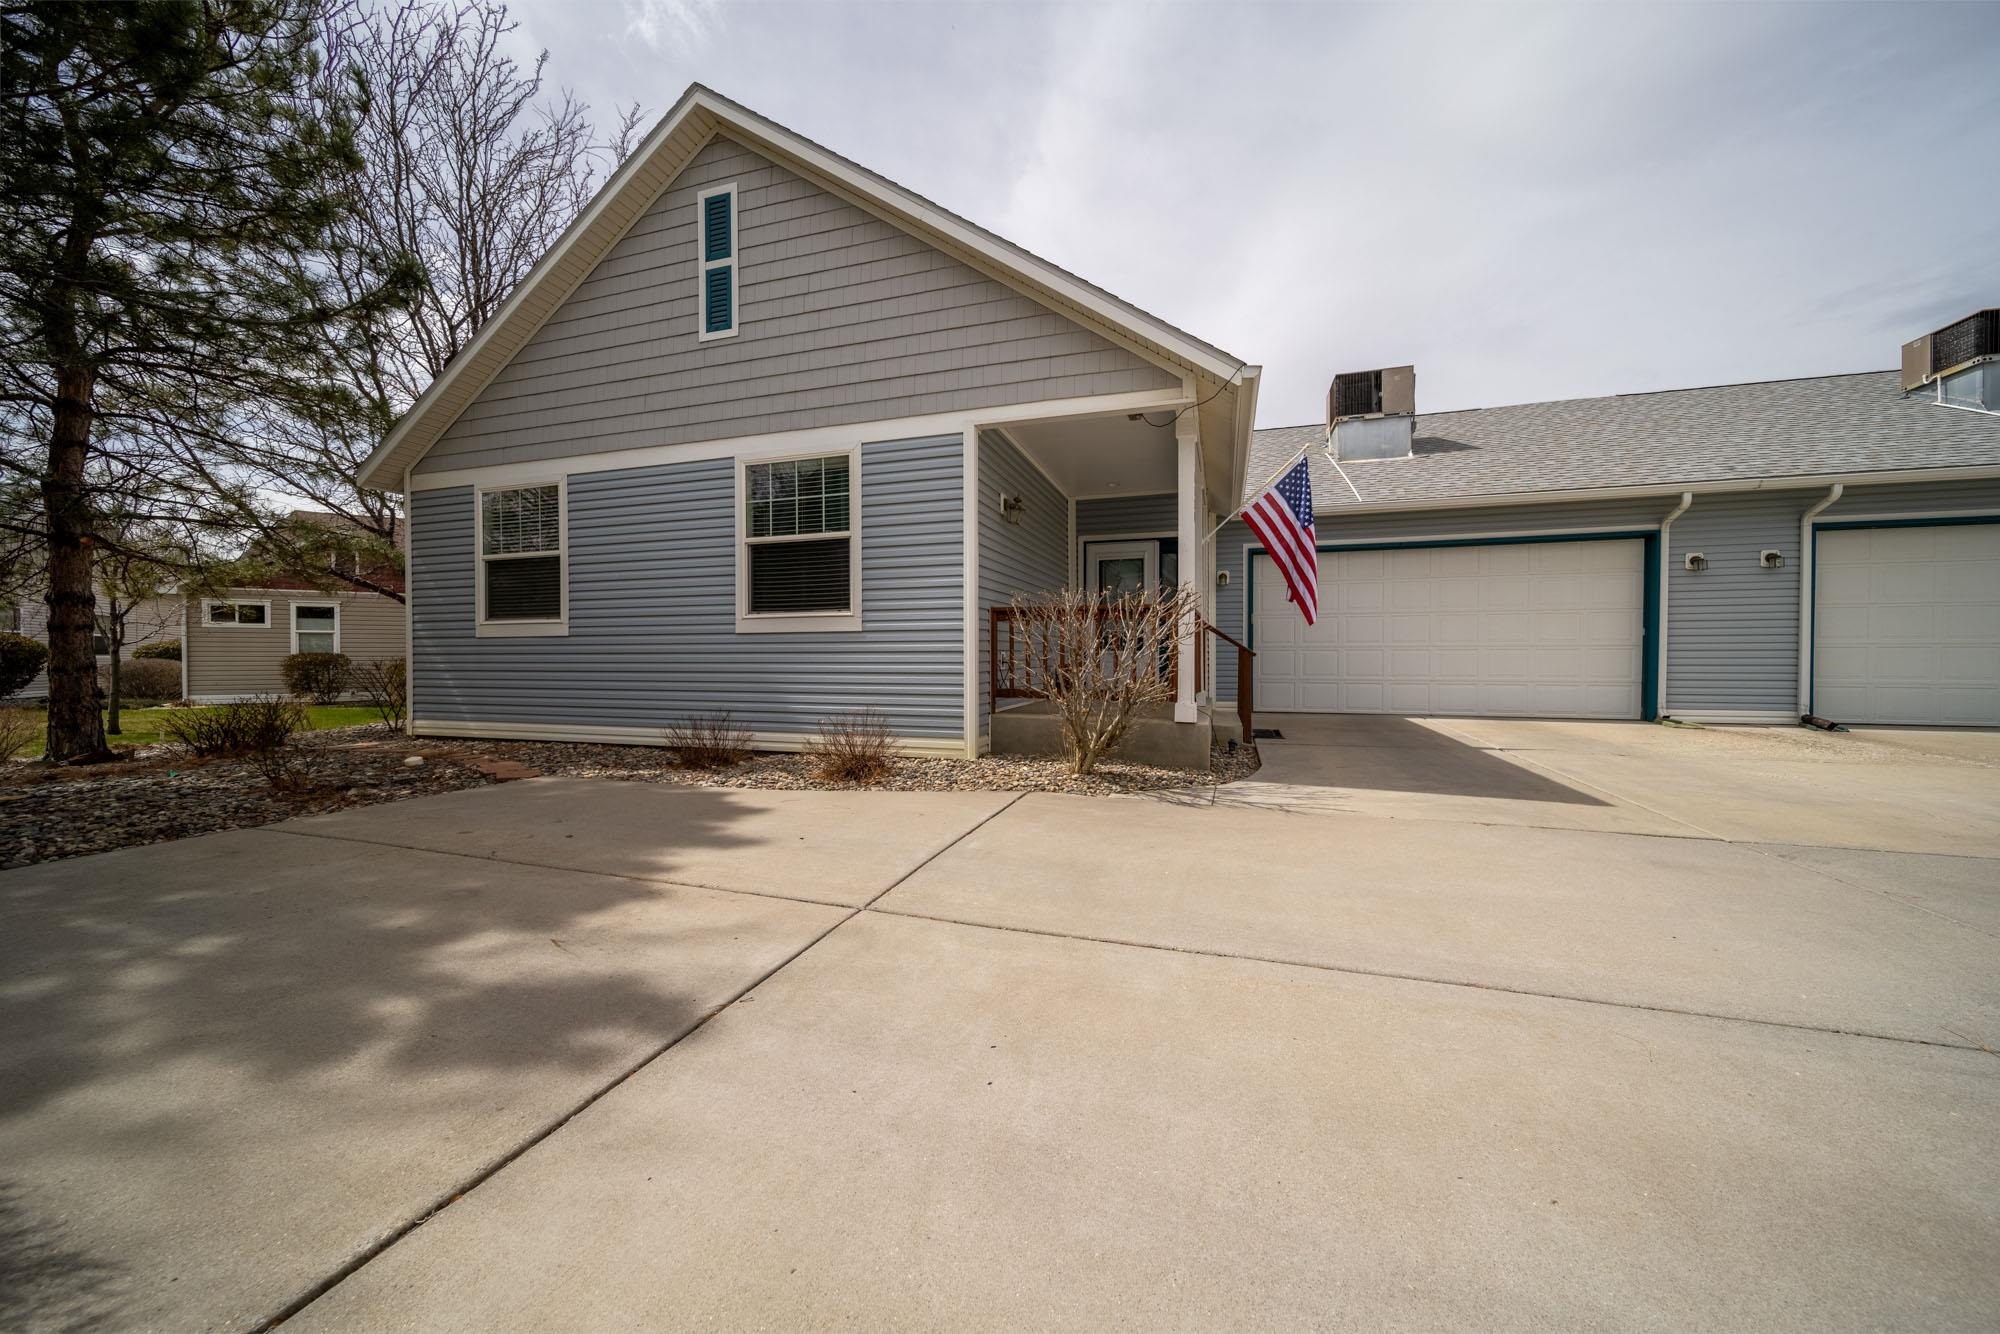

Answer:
[1175,414,1202,723]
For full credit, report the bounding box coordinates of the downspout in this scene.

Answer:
[1796,483,1844,720]
[1656,492,1691,719]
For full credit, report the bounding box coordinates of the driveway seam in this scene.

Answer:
[864,904,1992,1056]
[252,791,1027,1333]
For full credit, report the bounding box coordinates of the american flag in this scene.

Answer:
[1242,456,1319,624]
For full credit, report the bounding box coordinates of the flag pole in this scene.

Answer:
[1203,436,1361,542]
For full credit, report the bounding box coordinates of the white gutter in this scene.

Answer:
[1796,483,1845,719]
[1655,492,1692,718]
[1305,464,2000,519]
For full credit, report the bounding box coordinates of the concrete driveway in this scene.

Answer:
[3,723,1997,1331]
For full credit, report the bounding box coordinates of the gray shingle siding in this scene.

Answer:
[416,137,1177,475]
[1076,493,1176,537]
[410,436,963,741]
[976,431,1067,732]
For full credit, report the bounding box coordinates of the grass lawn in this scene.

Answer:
[6,704,383,758]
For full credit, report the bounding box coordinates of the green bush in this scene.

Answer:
[351,657,408,727]
[133,639,181,661]
[104,658,181,701]
[160,695,305,760]
[0,632,49,700]
[282,651,351,704]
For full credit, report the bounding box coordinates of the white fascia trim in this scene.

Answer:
[1310,465,2000,518]
[409,717,969,758]
[406,387,1192,494]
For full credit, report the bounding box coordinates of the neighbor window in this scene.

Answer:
[204,600,269,627]
[292,603,338,654]
[697,183,737,339]
[480,483,564,625]
[742,454,854,622]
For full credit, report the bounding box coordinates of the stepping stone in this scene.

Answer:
[459,755,541,782]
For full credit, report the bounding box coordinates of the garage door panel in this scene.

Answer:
[1253,539,1645,720]
[1812,524,2000,726]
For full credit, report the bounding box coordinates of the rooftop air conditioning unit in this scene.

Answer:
[1328,365,1416,424]
[1901,307,1998,391]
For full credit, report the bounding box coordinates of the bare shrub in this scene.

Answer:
[352,657,409,727]
[0,708,40,760]
[160,695,307,766]
[282,652,352,704]
[1007,587,1201,775]
[663,712,751,768]
[805,709,894,785]
[104,658,181,702]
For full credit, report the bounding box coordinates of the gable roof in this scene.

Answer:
[359,84,1254,492]
[1247,371,2000,513]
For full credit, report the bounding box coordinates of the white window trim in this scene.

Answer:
[696,182,739,342]
[290,601,341,655]
[735,449,862,634]
[202,599,273,629]
[475,478,569,638]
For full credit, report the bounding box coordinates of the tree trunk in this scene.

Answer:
[106,596,124,735]
[42,368,108,763]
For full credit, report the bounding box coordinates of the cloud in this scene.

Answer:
[621,0,723,52]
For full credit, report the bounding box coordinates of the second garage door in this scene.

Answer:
[1252,538,1647,718]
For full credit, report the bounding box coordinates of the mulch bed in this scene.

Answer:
[0,727,1259,869]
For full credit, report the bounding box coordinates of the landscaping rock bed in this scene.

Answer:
[0,727,491,867]
[457,737,1261,795]
[0,726,1259,869]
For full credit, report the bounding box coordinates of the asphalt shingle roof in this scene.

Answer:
[1246,371,2000,512]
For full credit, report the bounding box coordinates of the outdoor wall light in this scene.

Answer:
[1216,569,1231,586]
[1684,552,1708,572]
[998,492,1026,526]
[1760,549,1785,568]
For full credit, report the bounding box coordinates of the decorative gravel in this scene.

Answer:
[456,737,1262,795]
[0,726,1258,869]
[0,727,491,868]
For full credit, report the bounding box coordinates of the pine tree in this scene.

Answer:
[0,0,417,761]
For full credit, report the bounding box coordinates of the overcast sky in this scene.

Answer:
[499,0,1999,427]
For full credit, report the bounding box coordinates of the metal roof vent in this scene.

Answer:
[1328,365,1415,461]
[1901,307,1998,391]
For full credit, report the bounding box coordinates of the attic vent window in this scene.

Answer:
[697,184,738,340]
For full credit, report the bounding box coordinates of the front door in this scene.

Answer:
[1087,540,1159,595]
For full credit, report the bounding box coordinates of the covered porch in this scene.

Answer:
[970,396,1256,763]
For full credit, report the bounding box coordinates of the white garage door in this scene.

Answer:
[1813,524,2000,726]
[1252,539,1645,718]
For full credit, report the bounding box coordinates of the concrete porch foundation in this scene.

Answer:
[990,699,1233,769]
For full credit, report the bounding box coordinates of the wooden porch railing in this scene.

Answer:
[988,606,1255,740]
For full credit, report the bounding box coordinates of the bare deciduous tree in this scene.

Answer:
[1008,588,1201,775]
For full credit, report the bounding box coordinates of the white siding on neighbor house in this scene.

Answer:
[185,589,406,700]
[410,435,964,743]
[10,594,183,700]
[414,136,1179,476]
[976,430,1069,732]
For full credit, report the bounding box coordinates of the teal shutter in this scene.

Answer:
[703,192,732,261]
[704,265,733,333]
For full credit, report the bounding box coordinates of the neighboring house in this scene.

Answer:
[183,512,408,702]
[7,592,182,701]
[357,83,2000,757]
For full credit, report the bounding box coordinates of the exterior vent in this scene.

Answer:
[1328,365,1415,424]
[1902,307,1998,390]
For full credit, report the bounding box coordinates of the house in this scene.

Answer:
[6,592,182,701]
[358,85,2000,759]
[182,512,408,702]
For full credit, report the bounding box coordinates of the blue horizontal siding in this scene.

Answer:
[411,435,963,739]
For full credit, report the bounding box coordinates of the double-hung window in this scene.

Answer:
[479,482,566,634]
[292,603,338,654]
[739,453,858,631]
[697,183,737,340]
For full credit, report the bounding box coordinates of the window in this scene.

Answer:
[204,600,270,627]
[292,603,338,654]
[739,453,859,631]
[697,183,737,340]
[92,614,111,656]
[478,482,565,633]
